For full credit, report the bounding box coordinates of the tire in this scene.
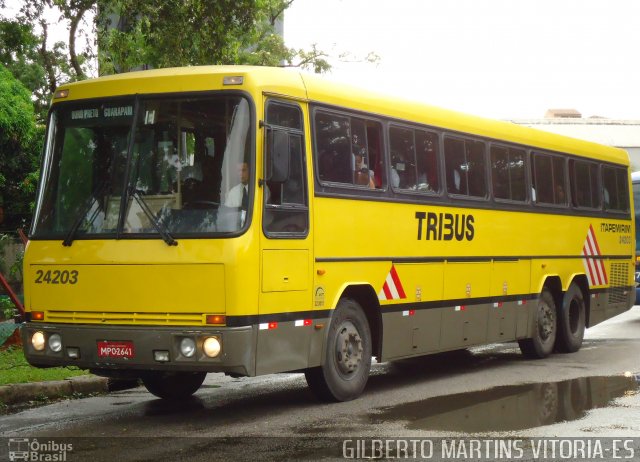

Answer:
[556,283,586,353]
[518,288,557,359]
[142,371,206,400]
[305,298,372,402]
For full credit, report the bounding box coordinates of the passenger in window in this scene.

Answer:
[390,168,400,188]
[555,185,566,204]
[390,151,403,188]
[354,152,375,189]
[451,169,461,193]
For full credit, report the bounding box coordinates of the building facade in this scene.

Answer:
[510,110,640,171]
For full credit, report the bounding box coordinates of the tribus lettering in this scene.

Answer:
[415,212,475,241]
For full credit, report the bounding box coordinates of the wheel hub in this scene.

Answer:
[538,302,554,340]
[335,322,363,375]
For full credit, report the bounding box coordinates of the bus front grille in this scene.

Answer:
[44,311,206,326]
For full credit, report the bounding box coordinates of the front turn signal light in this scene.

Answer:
[206,315,226,325]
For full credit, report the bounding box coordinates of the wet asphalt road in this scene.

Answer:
[1,306,639,461]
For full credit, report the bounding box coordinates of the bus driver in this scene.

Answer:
[225,161,250,210]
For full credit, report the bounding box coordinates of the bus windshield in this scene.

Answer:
[32,94,252,239]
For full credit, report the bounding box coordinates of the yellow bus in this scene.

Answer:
[22,66,634,402]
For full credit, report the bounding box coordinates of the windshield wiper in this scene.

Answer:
[127,186,178,246]
[62,180,109,246]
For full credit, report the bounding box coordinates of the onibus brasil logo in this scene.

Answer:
[8,438,73,461]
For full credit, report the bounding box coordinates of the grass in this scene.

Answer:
[0,345,88,386]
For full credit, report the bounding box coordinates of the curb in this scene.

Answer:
[0,375,140,406]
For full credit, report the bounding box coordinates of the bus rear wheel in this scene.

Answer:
[305,298,372,402]
[555,283,586,353]
[518,288,557,359]
[142,371,207,400]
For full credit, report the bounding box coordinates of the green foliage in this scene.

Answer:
[0,19,47,120]
[0,232,24,319]
[0,295,14,320]
[0,65,39,229]
[97,0,331,73]
[1,1,96,122]
[97,0,257,72]
[0,346,88,386]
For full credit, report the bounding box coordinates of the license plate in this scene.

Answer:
[97,341,135,359]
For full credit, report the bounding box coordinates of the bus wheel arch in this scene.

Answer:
[556,280,587,353]
[305,296,373,401]
[341,284,382,359]
[541,276,563,310]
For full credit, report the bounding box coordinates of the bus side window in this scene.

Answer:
[602,165,629,212]
[466,140,486,197]
[389,126,416,189]
[570,159,600,209]
[491,145,526,202]
[389,126,439,193]
[314,110,382,190]
[532,152,567,206]
[264,102,308,236]
[444,138,465,194]
[416,130,439,192]
[351,118,374,188]
[444,137,486,197]
[315,112,351,184]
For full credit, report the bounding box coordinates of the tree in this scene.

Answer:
[0,64,40,230]
[96,0,331,74]
[0,0,376,229]
[0,0,95,122]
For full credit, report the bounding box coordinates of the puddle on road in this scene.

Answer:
[372,374,639,433]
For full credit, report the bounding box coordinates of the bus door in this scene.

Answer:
[257,99,314,375]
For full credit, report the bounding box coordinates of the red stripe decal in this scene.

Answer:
[389,265,407,299]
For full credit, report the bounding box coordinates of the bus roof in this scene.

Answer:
[55,65,629,166]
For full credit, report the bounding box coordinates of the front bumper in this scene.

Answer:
[21,323,256,376]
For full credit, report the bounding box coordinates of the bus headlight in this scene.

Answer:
[179,337,196,358]
[203,336,221,358]
[31,331,45,351]
[48,333,62,353]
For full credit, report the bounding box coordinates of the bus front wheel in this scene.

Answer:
[142,371,207,400]
[305,298,372,402]
[518,288,557,359]
[555,283,586,353]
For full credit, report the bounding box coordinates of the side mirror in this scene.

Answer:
[267,130,290,183]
